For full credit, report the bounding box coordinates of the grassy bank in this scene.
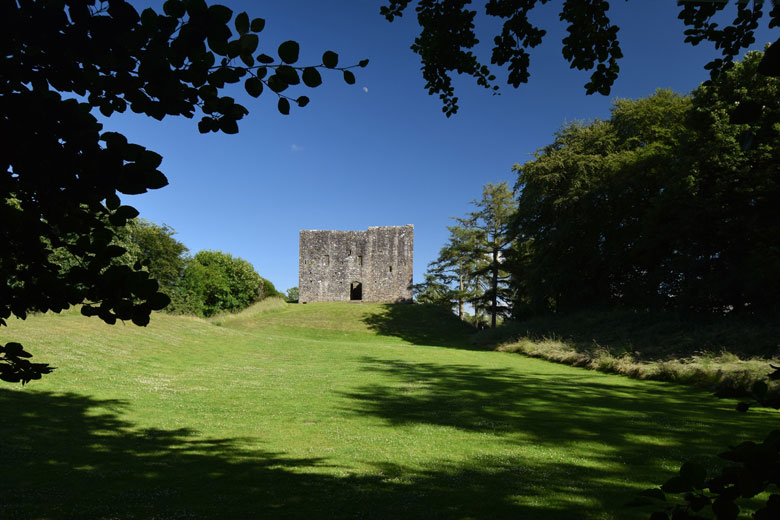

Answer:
[473,309,780,396]
[0,302,776,518]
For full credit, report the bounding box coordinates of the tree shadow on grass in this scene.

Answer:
[361,303,478,349]
[474,309,780,360]
[341,356,766,443]
[0,388,668,519]
[339,357,775,516]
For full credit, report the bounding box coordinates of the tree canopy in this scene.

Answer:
[179,250,263,317]
[418,182,516,328]
[510,50,780,315]
[416,220,487,321]
[124,219,190,297]
[422,48,779,320]
[382,0,780,115]
[1,0,366,383]
[468,182,517,328]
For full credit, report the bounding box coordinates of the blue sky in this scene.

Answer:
[111,1,776,293]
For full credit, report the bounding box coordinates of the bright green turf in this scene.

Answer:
[0,300,773,519]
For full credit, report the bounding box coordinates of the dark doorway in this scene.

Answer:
[350,281,363,301]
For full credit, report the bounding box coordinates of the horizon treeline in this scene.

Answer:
[417,50,779,324]
[102,219,280,318]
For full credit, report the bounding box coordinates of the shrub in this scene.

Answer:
[178,250,262,317]
[259,277,280,299]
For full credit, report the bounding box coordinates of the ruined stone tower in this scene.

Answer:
[298,225,413,303]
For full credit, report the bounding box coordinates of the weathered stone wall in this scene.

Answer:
[299,225,413,303]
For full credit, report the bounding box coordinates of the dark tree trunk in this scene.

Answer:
[491,247,498,328]
[458,260,464,320]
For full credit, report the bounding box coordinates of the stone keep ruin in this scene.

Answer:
[299,225,413,303]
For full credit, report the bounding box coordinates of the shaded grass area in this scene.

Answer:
[0,302,776,518]
[474,308,780,359]
[360,302,477,348]
[473,309,780,396]
[2,390,554,519]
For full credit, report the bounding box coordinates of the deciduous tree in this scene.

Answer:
[382,0,780,115]
[124,219,189,297]
[180,250,262,318]
[1,0,366,383]
[510,52,780,316]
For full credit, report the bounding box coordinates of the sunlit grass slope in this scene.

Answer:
[1,300,774,519]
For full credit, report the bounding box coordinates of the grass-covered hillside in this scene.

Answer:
[475,309,780,395]
[1,301,774,519]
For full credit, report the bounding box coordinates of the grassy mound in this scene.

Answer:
[0,303,775,518]
[474,309,780,396]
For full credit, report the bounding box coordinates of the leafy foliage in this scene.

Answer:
[413,272,459,309]
[381,0,780,115]
[123,219,189,298]
[417,221,486,321]
[1,0,365,382]
[468,182,517,328]
[0,342,53,385]
[285,286,299,303]
[259,277,281,300]
[178,250,262,318]
[510,51,780,315]
[419,182,516,327]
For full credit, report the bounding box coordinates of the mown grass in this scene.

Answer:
[474,309,780,397]
[0,300,776,519]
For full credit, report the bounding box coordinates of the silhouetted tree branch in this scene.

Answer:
[382,0,780,115]
[1,0,366,382]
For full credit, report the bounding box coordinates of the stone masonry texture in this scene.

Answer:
[299,225,413,303]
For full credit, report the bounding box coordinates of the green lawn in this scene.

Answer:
[0,300,774,519]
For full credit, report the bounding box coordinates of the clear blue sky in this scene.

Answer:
[110,1,775,293]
